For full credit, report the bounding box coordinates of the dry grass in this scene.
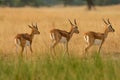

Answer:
[0,5,120,57]
[0,5,120,80]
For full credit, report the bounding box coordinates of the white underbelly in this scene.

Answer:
[60,37,67,43]
[94,39,102,45]
[25,40,30,46]
[15,39,30,46]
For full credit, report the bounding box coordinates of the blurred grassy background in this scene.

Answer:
[0,5,120,80]
[0,5,120,56]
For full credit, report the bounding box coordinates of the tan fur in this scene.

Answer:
[14,23,40,56]
[50,19,79,55]
[84,19,115,53]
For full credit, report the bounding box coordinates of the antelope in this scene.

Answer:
[50,19,79,55]
[14,23,40,56]
[84,19,115,54]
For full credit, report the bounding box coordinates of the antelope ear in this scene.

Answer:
[68,19,73,26]
[74,19,77,25]
[103,19,108,25]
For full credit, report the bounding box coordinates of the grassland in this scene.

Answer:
[0,53,120,80]
[0,5,120,80]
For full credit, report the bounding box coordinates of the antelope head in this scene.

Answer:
[103,19,115,32]
[28,23,40,35]
[68,19,79,34]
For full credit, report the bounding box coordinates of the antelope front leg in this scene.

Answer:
[98,40,104,53]
[30,45,33,53]
[64,42,69,56]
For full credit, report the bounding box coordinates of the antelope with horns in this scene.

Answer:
[84,19,115,54]
[14,23,40,56]
[50,19,79,55]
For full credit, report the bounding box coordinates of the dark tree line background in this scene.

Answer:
[0,0,120,7]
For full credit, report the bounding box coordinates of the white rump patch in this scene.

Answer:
[84,35,89,43]
[50,33,55,40]
[94,39,102,45]
[14,39,20,45]
[60,37,67,43]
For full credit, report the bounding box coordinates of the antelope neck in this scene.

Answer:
[30,31,35,40]
[68,29,74,39]
[103,28,109,38]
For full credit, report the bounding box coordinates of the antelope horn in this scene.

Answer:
[107,18,111,24]
[103,19,108,25]
[74,19,77,25]
[68,19,73,26]
[36,23,38,29]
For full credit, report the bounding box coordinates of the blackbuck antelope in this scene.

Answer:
[50,19,79,55]
[84,19,115,53]
[14,23,40,56]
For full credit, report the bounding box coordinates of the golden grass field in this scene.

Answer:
[0,5,120,57]
[0,5,120,80]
